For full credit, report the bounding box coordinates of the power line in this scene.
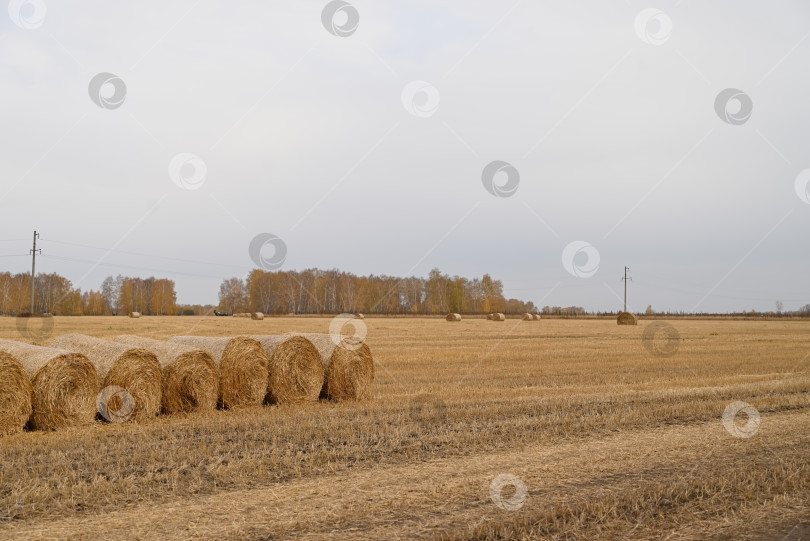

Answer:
[632,281,808,303]
[40,254,237,280]
[39,238,248,270]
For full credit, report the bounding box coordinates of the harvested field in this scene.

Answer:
[0,316,808,540]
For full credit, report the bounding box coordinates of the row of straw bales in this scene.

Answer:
[447,313,634,323]
[446,313,540,321]
[0,332,374,436]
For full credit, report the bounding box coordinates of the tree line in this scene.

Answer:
[3,268,808,317]
[218,268,537,315]
[0,272,176,316]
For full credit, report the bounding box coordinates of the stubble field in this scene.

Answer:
[0,315,808,540]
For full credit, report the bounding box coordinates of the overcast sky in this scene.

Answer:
[1,0,809,312]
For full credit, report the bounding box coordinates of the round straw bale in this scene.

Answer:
[533,314,540,320]
[0,351,33,436]
[446,313,462,322]
[251,312,265,320]
[492,313,505,321]
[50,334,162,422]
[288,333,374,402]
[0,339,99,431]
[130,312,141,318]
[486,314,493,320]
[521,313,533,321]
[354,313,365,320]
[168,336,268,409]
[250,335,324,404]
[114,335,218,414]
[617,312,638,325]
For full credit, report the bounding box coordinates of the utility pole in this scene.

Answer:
[30,230,40,314]
[621,266,631,312]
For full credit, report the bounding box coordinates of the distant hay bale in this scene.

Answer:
[129,312,141,318]
[114,335,218,414]
[617,312,638,326]
[446,313,461,322]
[233,313,251,318]
[251,312,265,320]
[288,333,374,402]
[169,336,268,409]
[521,313,533,321]
[251,335,325,404]
[0,351,33,436]
[0,340,99,431]
[354,313,365,320]
[50,334,162,422]
[533,314,540,320]
[492,313,505,321]
[486,314,493,320]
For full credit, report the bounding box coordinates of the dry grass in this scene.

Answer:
[0,316,808,539]
[49,334,162,422]
[168,336,268,409]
